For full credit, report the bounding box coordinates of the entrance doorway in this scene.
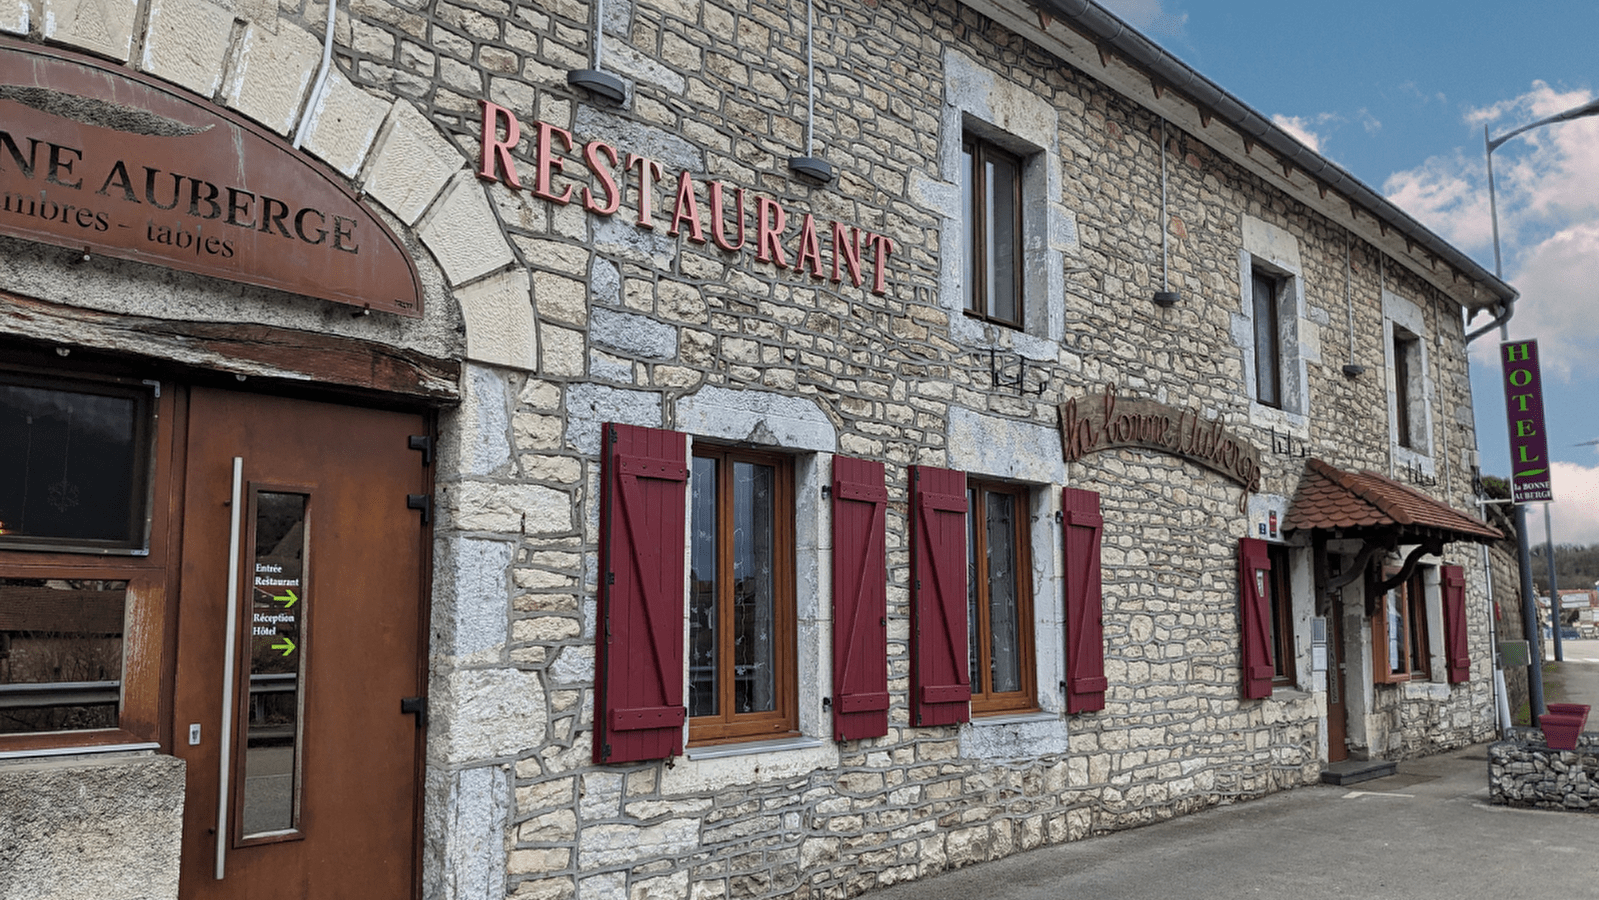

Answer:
[1326,592,1349,762]
[172,387,429,899]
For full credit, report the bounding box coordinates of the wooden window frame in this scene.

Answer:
[1251,269,1283,408]
[0,360,177,755]
[687,446,797,745]
[966,480,1037,716]
[1266,545,1295,684]
[1393,329,1420,450]
[961,135,1025,329]
[1373,569,1431,684]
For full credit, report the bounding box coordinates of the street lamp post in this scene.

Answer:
[1475,95,1599,719]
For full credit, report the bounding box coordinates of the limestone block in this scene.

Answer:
[41,0,139,61]
[454,269,537,371]
[438,479,571,535]
[222,22,322,136]
[365,101,466,226]
[591,307,676,359]
[426,765,511,900]
[562,383,662,455]
[140,0,234,96]
[418,173,516,286]
[1,0,25,35]
[302,70,392,179]
[675,385,837,453]
[577,819,700,869]
[431,667,546,763]
[0,753,184,900]
[432,535,513,663]
[947,405,1065,484]
[456,364,512,477]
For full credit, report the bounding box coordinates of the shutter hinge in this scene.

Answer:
[606,572,615,585]
[821,485,831,498]
[915,579,921,590]
[1054,510,1063,522]
[821,696,832,708]
[407,494,432,525]
[409,435,433,466]
[602,743,612,760]
[609,426,618,444]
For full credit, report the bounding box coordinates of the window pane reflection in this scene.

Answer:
[241,491,308,837]
[985,492,1020,693]
[689,457,718,718]
[732,462,775,714]
[0,579,126,733]
[0,377,151,550]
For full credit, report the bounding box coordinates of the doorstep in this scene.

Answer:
[1320,758,1398,785]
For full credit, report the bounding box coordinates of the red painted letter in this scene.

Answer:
[477,100,521,188]
[708,182,747,251]
[793,214,824,277]
[668,171,706,243]
[533,121,574,204]
[627,155,664,229]
[581,140,621,215]
[755,197,788,266]
[830,221,863,286]
[867,232,894,295]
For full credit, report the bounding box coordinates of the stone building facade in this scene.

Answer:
[0,2,1514,899]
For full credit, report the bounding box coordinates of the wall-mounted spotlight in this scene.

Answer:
[1153,291,1180,307]
[1342,364,1366,378]
[567,69,626,104]
[788,156,834,185]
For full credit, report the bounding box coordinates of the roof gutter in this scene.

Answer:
[1034,0,1518,312]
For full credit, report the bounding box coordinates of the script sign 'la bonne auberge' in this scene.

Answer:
[1059,386,1264,507]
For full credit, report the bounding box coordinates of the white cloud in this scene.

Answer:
[1549,461,1599,545]
[1272,114,1323,153]
[1383,82,1599,378]
[1097,0,1189,39]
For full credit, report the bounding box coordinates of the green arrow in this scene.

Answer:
[273,588,298,608]
[1514,468,1548,478]
[271,637,296,656]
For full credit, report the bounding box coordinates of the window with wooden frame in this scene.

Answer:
[0,363,171,753]
[1374,569,1431,683]
[1392,328,1423,450]
[964,480,1036,715]
[687,446,796,744]
[1251,269,1283,408]
[961,135,1024,328]
[1265,545,1294,683]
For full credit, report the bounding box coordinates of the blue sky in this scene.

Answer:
[1097,0,1599,543]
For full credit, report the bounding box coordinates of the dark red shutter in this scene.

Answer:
[594,423,688,764]
[1238,537,1275,700]
[831,456,890,740]
[1442,564,1470,684]
[1063,487,1107,714]
[909,465,970,726]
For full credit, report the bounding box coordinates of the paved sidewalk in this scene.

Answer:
[862,745,1599,900]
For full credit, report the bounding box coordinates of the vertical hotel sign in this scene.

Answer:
[1500,339,1553,503]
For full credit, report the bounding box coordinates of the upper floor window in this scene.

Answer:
[965,480,1036,714]
[1393,328,1422,450]
[688,446,796,744]
[961,135,1024,328]
[1251,269,1283,408]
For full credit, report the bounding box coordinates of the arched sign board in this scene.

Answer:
[1060,385,1264,511]
[0,40,422,318]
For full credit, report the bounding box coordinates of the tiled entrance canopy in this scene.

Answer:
[1283,459,1502,543]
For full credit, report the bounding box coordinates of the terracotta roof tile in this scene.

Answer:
[1283,459,1501,543]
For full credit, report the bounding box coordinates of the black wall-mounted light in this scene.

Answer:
[567,69,626,104]
[1153,291,1180,307]
[788,156,834,184]
[1342,364,1366,378]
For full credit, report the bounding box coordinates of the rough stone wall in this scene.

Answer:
[0,1,1501,899]
[1490,730,1599,811]
[0,754,186,900]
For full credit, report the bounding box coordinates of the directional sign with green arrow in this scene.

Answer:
[273,588,299,608]
[271,637,296,657]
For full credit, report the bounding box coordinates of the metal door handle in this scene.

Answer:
[216,457,244,880]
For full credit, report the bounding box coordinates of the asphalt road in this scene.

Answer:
[863,748,1599,900]
[1542,638,1599,713]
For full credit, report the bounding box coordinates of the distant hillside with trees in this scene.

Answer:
[1477,476,1597,594]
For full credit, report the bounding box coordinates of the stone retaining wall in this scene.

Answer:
[1488,729,1599,811]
